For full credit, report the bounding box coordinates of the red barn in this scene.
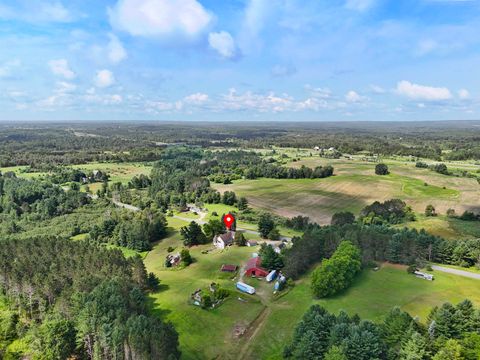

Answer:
[244,257,269,277]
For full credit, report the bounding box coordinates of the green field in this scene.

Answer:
[400,215,480,240]
[144,225,266,360]
[247,263,480,360]
[213,156,480,225]
[145,217,480,360]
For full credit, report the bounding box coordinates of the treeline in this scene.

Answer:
[0,236,179,359]
[89,208,168,251]
[359,199,416,225]
[311,241,361,298]
[47,167,109,184]
[285,300,480,360]
[148,147,333,210]
[0,172,89,220]
[282,222,479,280]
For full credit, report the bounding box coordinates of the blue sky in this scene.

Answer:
[1,0,480,121]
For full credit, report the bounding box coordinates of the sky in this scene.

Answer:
[1,0,480,121]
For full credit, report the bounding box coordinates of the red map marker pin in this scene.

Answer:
[223,213,235,230]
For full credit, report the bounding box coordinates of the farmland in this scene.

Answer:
[213,154,480,225]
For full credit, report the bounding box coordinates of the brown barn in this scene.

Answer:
[244,257,269,277]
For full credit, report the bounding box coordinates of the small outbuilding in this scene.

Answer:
[246,240,258,247]
[221,264,238,272]
[244,257,269,278]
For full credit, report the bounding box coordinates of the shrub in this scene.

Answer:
[375,163,389,175]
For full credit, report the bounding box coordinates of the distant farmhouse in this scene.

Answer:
[244,257,269,277]
[213,231,235,249]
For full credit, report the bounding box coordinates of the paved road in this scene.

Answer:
[112,199,140,212]
[431,265,480,280]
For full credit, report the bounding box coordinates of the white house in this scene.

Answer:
[213,231,235,249]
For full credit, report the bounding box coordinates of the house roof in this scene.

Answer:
[216,231,235,245]
[246,256,263,270]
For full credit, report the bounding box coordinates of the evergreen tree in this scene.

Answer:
[180,221,207,246]
[399,332,429,360]
[258,212,275,238]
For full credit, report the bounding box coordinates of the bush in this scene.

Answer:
[375,163,389,175]
[167,246,175,253]
[426,265,433,271]
[407,264,417,274]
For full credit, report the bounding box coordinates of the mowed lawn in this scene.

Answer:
[144,223,266,360]
[212,157,480,225]
[248,263,480,360]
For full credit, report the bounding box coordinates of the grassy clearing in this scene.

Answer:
[401,215,480,240]
[0,165,47,179]
[144,227,266,360]
[248,263,480,360]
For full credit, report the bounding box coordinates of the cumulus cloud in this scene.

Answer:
[107,34,127,63]
[108,0,213,39]
[94,70,115,88]
[208,31,238,59]
[458,89,470,99]
[305,85,332,99]
[396,80,452,101]
[0,59,21,78]
[48,59,75,79]
[345,90,366,102]
[184,92,209,104]
[370,84,385,94]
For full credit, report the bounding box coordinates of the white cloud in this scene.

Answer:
[48,59,75,79]
[0,2,72,23]
[208,31,237,59]
[84,92,123,105]
[184,93,209,104]
[396,80,452,101]
[109,0,213,39]
[370,84,385,94]
[458,89,470,99]
[39,2,71,22]
[94,70,115,88]
[55,81,76,94]
[416,39,438,56]
[345,90,366,103]
[107,34,127,64]
[345,0,376,11]
[0,59,21,78]
[305,85,332,99]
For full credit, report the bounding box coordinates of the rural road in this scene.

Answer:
[431,265,480,280]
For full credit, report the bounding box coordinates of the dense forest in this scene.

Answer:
[285,300,480,359]
[3,121,480,169]
[0,237,179,359]
[282,222,480,280]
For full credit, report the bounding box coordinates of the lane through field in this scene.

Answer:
[431,265,480,280]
